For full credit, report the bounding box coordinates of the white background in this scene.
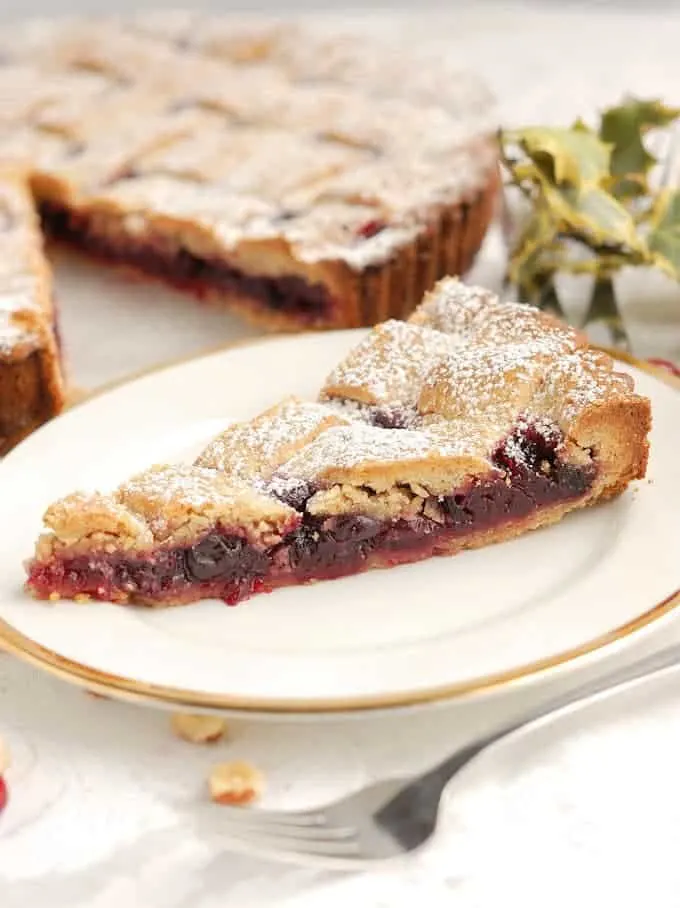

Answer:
[2,4,680,906]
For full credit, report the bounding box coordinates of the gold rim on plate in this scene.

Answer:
[0,343,678,715]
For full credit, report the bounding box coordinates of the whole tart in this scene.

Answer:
[0,168,64,455]
[26,278,651,607]
[0,15,499,331]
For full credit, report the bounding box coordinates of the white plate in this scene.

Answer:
[0,333,678,715]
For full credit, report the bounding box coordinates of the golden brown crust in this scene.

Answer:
[36,464,298,561]
[0,169,64,454]
[348,174,500,328]
[570,396,651,500]
[196,398,351,481]
[0,350,64,456]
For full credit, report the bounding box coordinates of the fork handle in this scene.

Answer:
[375,642,680,849]
[429,640,680,794]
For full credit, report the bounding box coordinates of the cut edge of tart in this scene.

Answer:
[0,167,64,456]
[25,278,651,608]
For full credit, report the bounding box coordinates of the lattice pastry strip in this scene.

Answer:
[31,22,183,85]
[409,277,580,349]
[321,320,461,408]
[196,398,352,484]
[130,129,369,199]
[35,107,217,201]
[269,422,496,494]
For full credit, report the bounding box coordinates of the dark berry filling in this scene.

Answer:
[492,420,593,499]
[367,405,418,429]
[39,201,336,324]
[29,530,270,606]
[285,515,384,580]
[282,443,595,580]
[27,422,597,606]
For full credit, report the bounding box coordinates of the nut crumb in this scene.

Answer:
[171,713,227,744]
[209,760,264,806]
[48,592,60,602]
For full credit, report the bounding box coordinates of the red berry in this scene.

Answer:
[0,777,8,812]
[356,219,385,239]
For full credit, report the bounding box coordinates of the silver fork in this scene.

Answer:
[213,640,680,868]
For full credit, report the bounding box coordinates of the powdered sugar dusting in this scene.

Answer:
[536,348,632,427]
[0,314,37,355]
[117,464,294,541]
[119,464,239,511]
[0,16,497,268]
[196,398,351,483]
[0,171,53,359]
[131,11,496,118]
[412,277,579,350]
[272,422,472,484]
[322,320,463,407]
[497,412,563,470]
[323,282,580,420]
[420,338,564,424]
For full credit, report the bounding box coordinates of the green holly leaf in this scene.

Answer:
[503,159,548,192]
[543,183,643,251]
[503,126,611,187]
[507,204,559,290]
[501,104,680,310]
[647,188,680,278]
[599,98,680,197]
[569,185,642,248]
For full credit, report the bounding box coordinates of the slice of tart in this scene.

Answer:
[26,278,651,607]
[0,168,64,455]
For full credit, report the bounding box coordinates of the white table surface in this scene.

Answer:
[2,5,680,906]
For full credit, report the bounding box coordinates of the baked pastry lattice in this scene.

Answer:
[0,15,499,332]
[26,278,651,607]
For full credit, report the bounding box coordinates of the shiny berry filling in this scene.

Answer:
[27,422,597,606]
[39,202,335,324]
[28,532,270,606]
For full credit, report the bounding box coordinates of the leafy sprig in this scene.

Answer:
[501,98,680,346]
